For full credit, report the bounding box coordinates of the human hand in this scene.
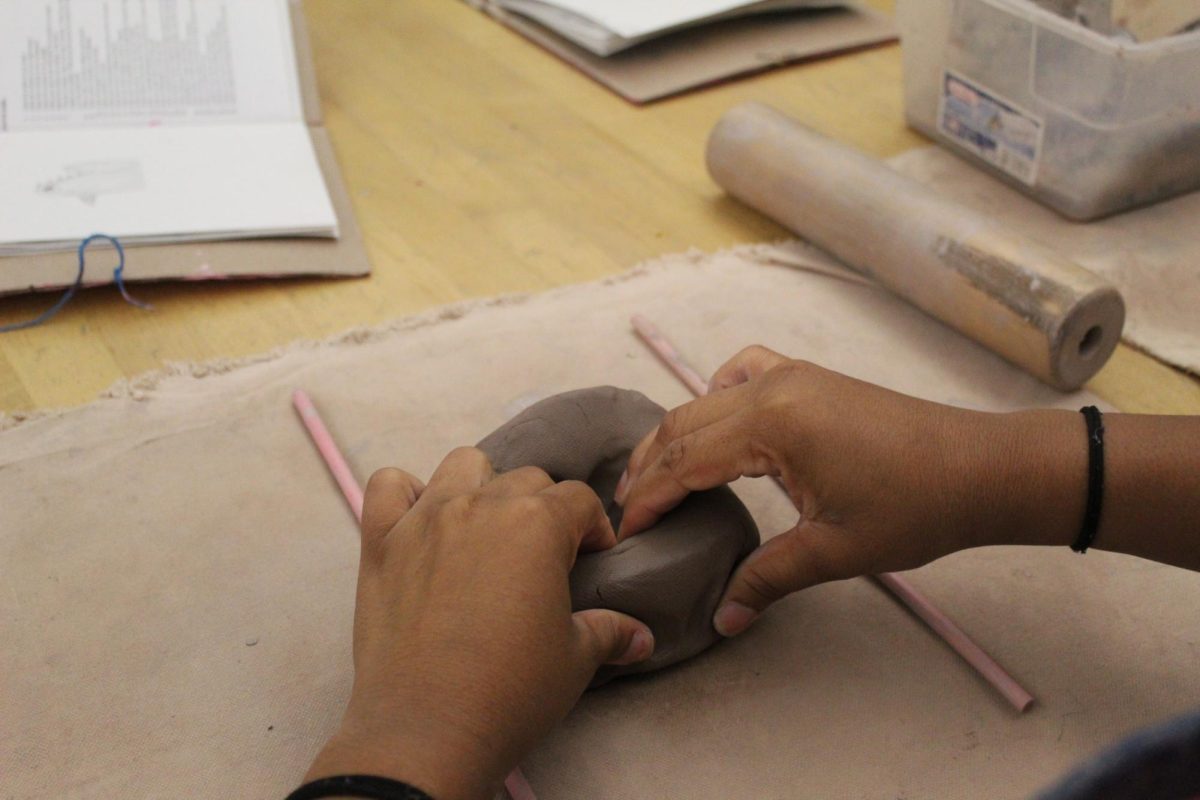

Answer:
[305,448,655,800]
[617,346,1083,638]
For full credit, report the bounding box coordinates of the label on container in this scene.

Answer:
[937,71,1043,185]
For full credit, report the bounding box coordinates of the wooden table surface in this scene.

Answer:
[1,0,1197,415]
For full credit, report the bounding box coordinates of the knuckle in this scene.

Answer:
[449,491,499,525]
[755,391,782,421]
[729,344,762,362]
[367,466,403,483]
[509,465,553,487]
[557,480,597,504]
[576,610,621,661]
[441,493,476,520]
[755,392,795,434]
[507,494,554,527]
[774,358,814,383]
[657,408,685,442]
[365,467,405,493]
[660,437,690,477]
[448,445,492,471]
[592,613,621,654]
[742,434,779,477]
[626,437,651,474]
[358,527,388,561]
[807,554,850,586]
[781,532,845,586]
[738,565,788,606]
[741,344,774,362]
[756,361,817,421]
[736,532,843,605]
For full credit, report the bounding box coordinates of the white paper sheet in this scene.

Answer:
[0,0,335,254]
[0,124,338,255]
[495,0,844,55]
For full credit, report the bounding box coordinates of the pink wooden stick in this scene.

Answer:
[291,388,540,797]
[632,314,709,397]
[292,389,365,523]
[874,572,1034,712]
[629,314,1035,713]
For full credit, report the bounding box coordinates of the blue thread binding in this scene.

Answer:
[0,234,151,333]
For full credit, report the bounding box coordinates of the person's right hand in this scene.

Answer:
[616,346,1085,638]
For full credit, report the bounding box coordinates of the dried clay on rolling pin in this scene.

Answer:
[706,102,1126,392]
[476,386,760,686]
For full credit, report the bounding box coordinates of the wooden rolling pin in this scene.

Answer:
[706,102,1125,391]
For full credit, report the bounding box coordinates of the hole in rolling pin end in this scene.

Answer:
[1078,326,1102,359]
[1053,290,1123,390]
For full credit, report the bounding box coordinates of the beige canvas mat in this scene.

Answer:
[3,243,1198,799]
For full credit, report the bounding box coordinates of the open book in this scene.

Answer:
[0,0,338,256]
[487,0,846,55]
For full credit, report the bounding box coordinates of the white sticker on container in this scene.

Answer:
[937,71,1043,185]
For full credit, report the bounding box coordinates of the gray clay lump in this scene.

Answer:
[476,386,760,683]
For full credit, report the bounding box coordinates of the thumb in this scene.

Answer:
[714,524,864,637]
[572,609,655,669]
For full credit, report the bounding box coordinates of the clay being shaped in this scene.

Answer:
[477,386,760,684]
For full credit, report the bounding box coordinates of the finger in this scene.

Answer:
[709,345,789,393]
[616,427,662,506]
[618,411,774,539]
[479,465,554,497]
[537,480,617,557]
[420,447,494,504]
[617,383,752,504]
[713,524,867,637]
[572,609,655,670]
[361,468,425,557]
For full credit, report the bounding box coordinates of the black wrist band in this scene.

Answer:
[1071,405,1105,554]
[286,775,435,800]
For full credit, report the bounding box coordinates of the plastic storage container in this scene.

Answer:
[897,0,1200,220]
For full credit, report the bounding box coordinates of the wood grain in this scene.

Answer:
[0,0,1195,415]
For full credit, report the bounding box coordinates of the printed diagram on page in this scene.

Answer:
[37,160,146,205]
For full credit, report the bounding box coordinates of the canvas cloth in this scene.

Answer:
[889,147,1200,377]
[3,243,1199,799]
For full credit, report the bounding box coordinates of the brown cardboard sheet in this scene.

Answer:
[478,4,897,104]
[4,243,1198,799]
[0,0,369,298]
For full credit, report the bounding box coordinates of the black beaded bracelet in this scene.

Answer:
[286,775,435,800]
[1071,405,1105,554]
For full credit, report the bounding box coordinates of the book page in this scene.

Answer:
[0,0,302,131]
[0,123,337,254]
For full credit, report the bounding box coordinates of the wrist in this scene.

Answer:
[304,714,496,800]
[954,409,1086,550]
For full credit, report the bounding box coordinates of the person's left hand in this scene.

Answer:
[304,447,655,800]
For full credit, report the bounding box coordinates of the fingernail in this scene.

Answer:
[614,469,630,505]
[713,602,758,637]
[620,628,655,664]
